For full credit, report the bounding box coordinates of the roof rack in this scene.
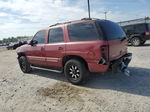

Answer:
[81,18,98,20]
[49,18,97,27]
[81,18,92,20]
[49,23,61,27]
[49,21,72,27]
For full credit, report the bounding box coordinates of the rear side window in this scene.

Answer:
[48,27,64,43]
[97,20,126,40]
[33,31,45,44]
[68,22,100,41]
[134,24,147,33]
[122,25,134,34]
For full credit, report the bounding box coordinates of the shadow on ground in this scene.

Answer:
[141,43,150,47]
[128,43,150,47]
[31,67,150,97]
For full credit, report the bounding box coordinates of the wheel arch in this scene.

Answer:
[62,55,89,70]
[17,52,26,59]
[129,34,142,41]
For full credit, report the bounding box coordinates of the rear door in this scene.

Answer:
[98,20,128,61]
[44,27,65,69]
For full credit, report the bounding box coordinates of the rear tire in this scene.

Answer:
[64,59,89,85]
[131,37,141,46]
[18,56,32,73]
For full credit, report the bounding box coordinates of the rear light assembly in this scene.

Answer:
[99,45,109,64]
[144,31,150,36]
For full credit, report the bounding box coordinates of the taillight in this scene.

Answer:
[100,45,109,63]
[144,31,150,36]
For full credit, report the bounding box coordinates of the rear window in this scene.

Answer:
[67,22,101,41]
[122,25,134,34]
[97,20,126,40]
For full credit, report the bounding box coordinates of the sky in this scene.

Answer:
[0,0,150,40]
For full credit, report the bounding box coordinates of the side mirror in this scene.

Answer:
[29,40,38,46]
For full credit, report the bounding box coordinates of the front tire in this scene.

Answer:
[18,56,32,73]
[131,37,141,46]
[64,59,89,85]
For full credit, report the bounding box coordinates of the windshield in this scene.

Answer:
[97,20,126,40]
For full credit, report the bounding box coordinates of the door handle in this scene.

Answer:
[58,47,63,50]
[41,47,45,51]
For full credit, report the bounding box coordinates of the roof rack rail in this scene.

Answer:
[81,18,92,20]
[49,18,97,27]
[49,23,61,27]
[49,21,72,27]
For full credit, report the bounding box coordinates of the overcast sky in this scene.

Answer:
[0,0,150,40]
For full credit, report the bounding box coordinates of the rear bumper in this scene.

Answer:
[110,53,132,73]
[88,63,109,72]
[88,53,132,73]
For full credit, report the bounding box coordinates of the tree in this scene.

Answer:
[1,36,33,44]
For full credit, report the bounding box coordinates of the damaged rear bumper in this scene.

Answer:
[110,53,132,75]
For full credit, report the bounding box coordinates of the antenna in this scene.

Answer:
[87,0,91,18]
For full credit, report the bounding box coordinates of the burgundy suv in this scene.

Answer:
[16,18,132,84]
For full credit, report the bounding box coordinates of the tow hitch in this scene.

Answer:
[120,62,130,76]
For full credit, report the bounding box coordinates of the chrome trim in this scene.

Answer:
[46,57,59,62]
[46,60,58,62]
[27,56,45,61]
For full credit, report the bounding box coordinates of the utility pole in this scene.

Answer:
[87,0,91,18]
[104,11,107,20]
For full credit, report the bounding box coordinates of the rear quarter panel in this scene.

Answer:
[65,40,108,63]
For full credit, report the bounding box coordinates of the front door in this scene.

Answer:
[27,30,46,66]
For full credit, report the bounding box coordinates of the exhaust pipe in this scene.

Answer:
[123,68,130,76]
[120,62,131,76]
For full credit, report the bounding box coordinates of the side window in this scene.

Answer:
[48,28,64,43]
[134,24,146,33]
[68,22,100,41]
[33,31,45,44]
[123,25,134,34]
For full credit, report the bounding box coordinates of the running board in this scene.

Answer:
[30,66,62,73]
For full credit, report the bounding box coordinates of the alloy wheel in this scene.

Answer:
[69,65,80,81]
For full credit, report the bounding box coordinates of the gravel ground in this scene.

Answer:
[0,41,150,112]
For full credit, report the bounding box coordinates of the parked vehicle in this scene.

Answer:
[16,18,132,84]
[120,19,150,46]
[6,42,17,50]
[7,41,27,50]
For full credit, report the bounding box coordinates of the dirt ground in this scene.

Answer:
[0,46,6,52]
[0,41,150,112]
